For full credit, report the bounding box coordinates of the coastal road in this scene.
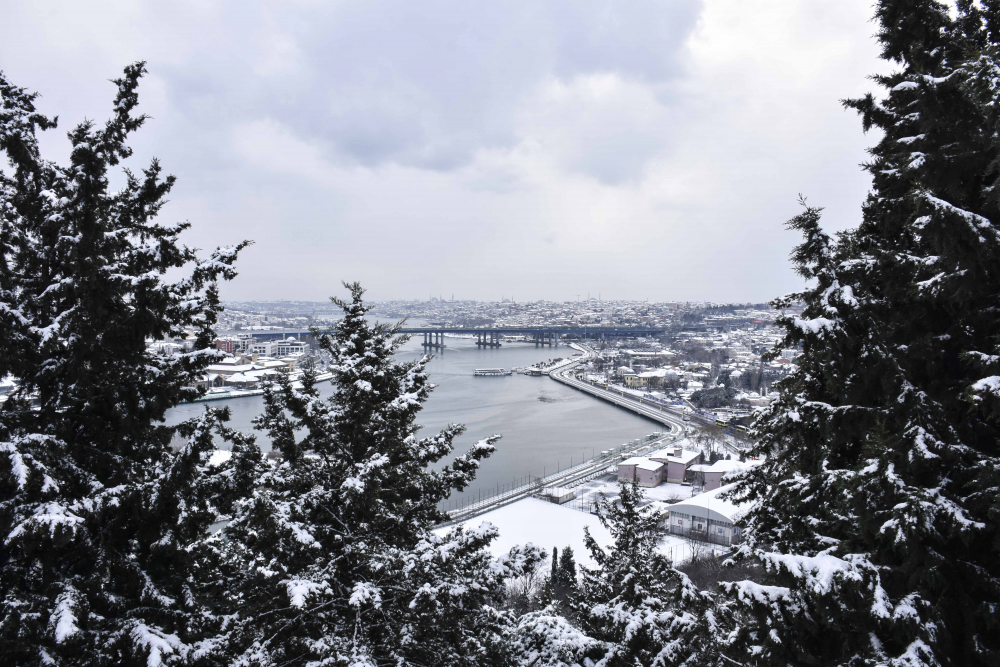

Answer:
[548,345,690,432]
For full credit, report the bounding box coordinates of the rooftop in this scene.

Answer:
[668,483,750,523]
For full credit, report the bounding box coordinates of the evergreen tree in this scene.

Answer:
[224,282,542,666]
[0,64,250,665]
[553,546,577,603]
[557,546,576,589]
[722,2,1000,664]
[576,482,720,667]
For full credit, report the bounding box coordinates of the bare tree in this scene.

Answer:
[505,557,547,615]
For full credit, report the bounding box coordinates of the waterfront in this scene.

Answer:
[163,334,659,504]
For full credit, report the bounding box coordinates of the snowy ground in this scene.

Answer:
[439,496,707,567]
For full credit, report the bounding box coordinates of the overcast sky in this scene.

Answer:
[3,1,889,303]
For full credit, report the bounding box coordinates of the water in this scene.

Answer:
[164,335,658,505]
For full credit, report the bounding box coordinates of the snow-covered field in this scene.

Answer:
[440,496,708,567]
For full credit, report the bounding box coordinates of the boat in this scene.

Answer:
[473,368,511,377]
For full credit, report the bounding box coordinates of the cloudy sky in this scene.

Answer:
[3,1,888,303]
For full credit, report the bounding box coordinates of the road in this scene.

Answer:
[548,353,691,430]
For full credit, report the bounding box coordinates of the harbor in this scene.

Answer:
[164,335,659,501]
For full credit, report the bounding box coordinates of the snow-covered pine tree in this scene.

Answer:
[576,482,720,667]
[722,2,1000,664]
[548,545,578,606]
[224,282,542,667]
[557,546,577,595]
[0,63,251,664]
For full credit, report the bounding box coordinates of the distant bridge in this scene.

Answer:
[399,327,665,348]
[241,326,666,348]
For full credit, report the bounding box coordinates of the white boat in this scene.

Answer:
[473,368,511,377]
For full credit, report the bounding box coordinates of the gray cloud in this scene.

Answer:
[147,0,700,173]
[1,0,887,302]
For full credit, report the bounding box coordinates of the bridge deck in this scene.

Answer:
[239,326,665,341]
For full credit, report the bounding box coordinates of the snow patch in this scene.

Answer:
[285,579,329,608]
[52,593,79,643]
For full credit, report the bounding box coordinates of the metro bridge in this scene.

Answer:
[247,326,665,349]
[398,326,665,348]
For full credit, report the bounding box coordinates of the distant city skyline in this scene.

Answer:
[3,1,888,303]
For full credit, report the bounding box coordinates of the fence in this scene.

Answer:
[667,522,743,547]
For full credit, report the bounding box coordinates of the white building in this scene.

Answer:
[667,483,749,546]
[250,337,308,358]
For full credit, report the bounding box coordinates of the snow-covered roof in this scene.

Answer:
[689,459,756,474]
[207,363,255,373]
[667,483,750,524]
[619,457,665,471]
[648,447,701,465]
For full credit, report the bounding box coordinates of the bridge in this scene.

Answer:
[399,327,665,349]
[245,326,666,349]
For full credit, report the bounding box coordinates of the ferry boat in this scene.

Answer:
[473,368,512,377]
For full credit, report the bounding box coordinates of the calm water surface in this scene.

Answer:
[164,334,658,503]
